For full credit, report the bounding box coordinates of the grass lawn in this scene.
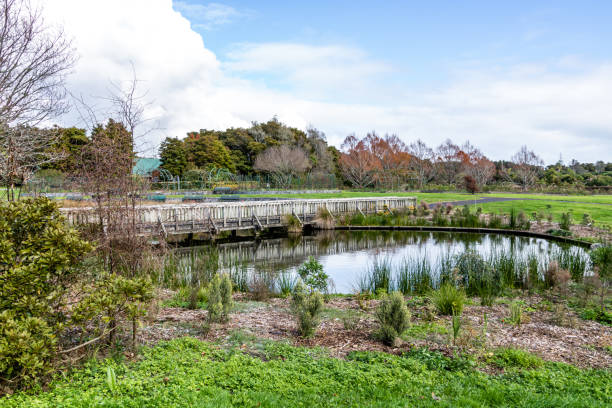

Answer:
[1,337,610,408]
[242,191,612,228]
[475,200,612,228]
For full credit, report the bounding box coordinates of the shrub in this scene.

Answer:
[508,301,524,326]
[297,256,329,293]
[220,274,233,320]
[207,274,223,323]
[590,245,612,312]
[0,198,92,388]
[291,282,324,337]
[431,283,466,316]
[374,291,411,346]
[560,212,572,231]
[464,175,479,194]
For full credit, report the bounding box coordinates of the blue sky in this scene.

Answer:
[43,0,612,163]
[177,0,612,89]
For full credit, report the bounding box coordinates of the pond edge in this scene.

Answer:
[333,226,593,248]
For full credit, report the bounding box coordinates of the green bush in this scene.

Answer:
[560,212,572,231]
[374,291,410,346]
[297,256,329,293]
[431,283,466,316]
[291,282,324,337]
[207,274,223,323]
[220,274,233,320]
[0,198,92,387]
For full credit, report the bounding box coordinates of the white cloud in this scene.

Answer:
[39,0,612,164]
[224,43,392,100]
[173,1,243,30]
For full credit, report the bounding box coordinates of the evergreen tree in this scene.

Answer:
[159,137,188,177]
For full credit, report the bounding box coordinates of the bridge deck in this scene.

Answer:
[61,197,416,236]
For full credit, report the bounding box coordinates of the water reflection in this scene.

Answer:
[171,230,589,293]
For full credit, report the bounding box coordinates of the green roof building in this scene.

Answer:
[133,157,162,176]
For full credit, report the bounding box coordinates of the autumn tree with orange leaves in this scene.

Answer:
[339,132,413,189]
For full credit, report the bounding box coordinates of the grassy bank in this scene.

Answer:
[242,191,612,228]
[2,336,610,408]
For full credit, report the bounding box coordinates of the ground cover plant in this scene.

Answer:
[1,336,610,407]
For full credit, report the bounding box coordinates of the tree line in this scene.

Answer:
[158,125,611,192]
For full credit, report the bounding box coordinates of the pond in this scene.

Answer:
[162,230,591,294]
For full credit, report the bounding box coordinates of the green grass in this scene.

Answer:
[2,337,610,407]
[475,200,612,228]
[242,191,612,228]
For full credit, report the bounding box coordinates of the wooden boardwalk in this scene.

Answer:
[61,197,416,237]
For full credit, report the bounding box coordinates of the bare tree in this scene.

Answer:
[434,139,461,185]
[408,139,435,189]
[254,145,310,188]
[0,0,76,124]
[507,146,544,191]
[459,141,496,188]
[0,123,63,200]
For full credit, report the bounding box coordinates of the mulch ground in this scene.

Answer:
[138,292,612,369]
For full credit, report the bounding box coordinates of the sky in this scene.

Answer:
[40,0,612,164]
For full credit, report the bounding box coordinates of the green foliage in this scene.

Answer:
[508,301,524,326]
[0,198,92,387]
[374,292,411,346]
[207,274,223,323]
[431,283,466,316]
[590,245,612,283]
[451,307,462,346]
[159,137,188,177]
[4,337,609,407]
[297,256,328,293]
[490,347,543,369]
[290,282,324,337]
[560,212,572,231]
[105,366,118,394]
[184,131,236,173]
[220,274,233,319]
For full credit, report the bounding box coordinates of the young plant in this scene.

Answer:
[207,274,223,323]
[451,306,462,346]
[220,274,233,321]
[297,256,329,293]
[291,282,324,337]
[374,291,411,346]
[509,301,523,327]
[106,366,118,394]
[430,283,466,316]
[590,245,612,312]
[559,212,572,231]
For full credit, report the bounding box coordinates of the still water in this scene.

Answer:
[170,230,590,294]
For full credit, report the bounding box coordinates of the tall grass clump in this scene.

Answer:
[227,257,249,292]
[431,283,466,315]
[276,272,297,298]
[396,255,433,295]
[374,291,411,346]
[455,250,500,304]
[550,247,588,282]
[560,212,572,231]
[359,257,393,294]
[285,214,303,233]
[314,207,335,229]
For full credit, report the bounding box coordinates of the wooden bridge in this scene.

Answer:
[61,197,416,237]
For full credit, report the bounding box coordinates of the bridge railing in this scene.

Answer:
[60,197,417,228]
